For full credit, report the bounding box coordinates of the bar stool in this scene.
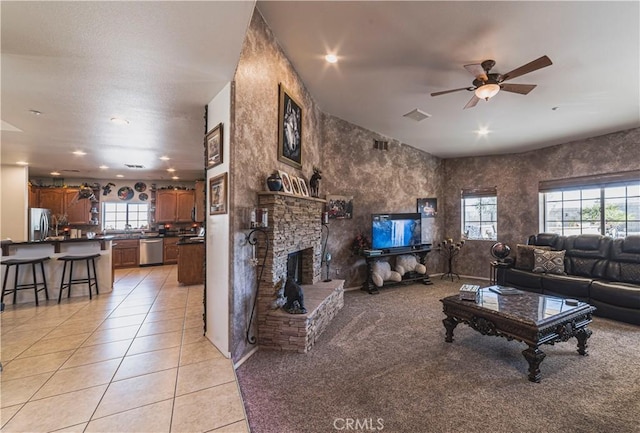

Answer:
[1,257,51,306]
[57,254,100,303]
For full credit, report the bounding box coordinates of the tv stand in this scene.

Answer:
[361,246,432,294]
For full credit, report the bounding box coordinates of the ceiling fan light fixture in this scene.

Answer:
[475,83,500,101]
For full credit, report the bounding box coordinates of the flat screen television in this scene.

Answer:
[371,213,423,251]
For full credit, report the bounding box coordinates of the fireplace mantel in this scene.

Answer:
[257,191,326,204]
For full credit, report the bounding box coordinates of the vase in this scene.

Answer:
[267,172,283,192]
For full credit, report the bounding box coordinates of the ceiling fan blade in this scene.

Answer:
[431,87,470,97]
[501,55,552,82]
[463,95,480,109]
[464,63,488,81]
[500,83,537,95]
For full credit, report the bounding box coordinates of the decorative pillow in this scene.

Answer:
[532,249,566,274]
[515,244,551,271]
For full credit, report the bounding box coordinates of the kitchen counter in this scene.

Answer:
[1,236,114,255]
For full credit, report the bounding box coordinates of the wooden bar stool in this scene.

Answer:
[1,257,51,306]
[57,254,100,303]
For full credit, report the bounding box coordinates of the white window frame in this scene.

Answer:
[461,187,497,241]
[102,202,149,231]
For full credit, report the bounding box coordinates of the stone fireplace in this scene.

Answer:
[256,192,344,352]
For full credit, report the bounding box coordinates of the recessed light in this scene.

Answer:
[476,128,490,136]
[29,109,42,116]
[116,174,124,178]
[160,156,170,161]
[325,54,338,64]
[16,161,29,166]
[73,150,87,156]
[110,117,129,125]
[99,165,109,169]
[167,168,176,173]
[172,176,179,180]
[50,171,61,176]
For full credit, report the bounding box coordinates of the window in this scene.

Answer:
[461,187,497,240]
[102,202,149,230]
[541,182,640,238]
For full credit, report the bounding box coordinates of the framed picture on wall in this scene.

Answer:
[417,197,437,217]
[278,83,302,169]
[209,172,228,215]
[327,194,353,219]
[205,123,223,169]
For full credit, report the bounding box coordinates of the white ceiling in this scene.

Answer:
[2,2,639,182]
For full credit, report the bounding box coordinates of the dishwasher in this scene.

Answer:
[139,237,164,266]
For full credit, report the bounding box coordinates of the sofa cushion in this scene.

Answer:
[590,280,640,310]
[563,235,611,278]
[515,244,551,271]
[605,237,640,284]
[532,249,566,275]
[501,268,543,293]
[540,273,592,300]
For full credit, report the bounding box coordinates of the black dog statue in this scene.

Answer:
[309,167,322,198]
[284,278,307,314]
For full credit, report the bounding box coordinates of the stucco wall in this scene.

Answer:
[442,127,640,279]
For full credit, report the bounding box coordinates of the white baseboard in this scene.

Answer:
[234,346,259,370]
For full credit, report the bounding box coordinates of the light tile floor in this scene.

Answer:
[0,265,249,433]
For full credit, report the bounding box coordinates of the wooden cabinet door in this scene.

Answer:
[113,240,139,268]
[65,189,91,225]
[194,181,205,223]
[176,190,194,222]
[178,243,204,284]
[38,188,65,216]
[29,185,39,208]
[156,190,177,222]
[163,237,179,264]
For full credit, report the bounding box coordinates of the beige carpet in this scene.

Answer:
[236,278,640,433]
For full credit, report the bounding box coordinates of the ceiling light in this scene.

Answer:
[172,176,180,180]
[72,150,87,156]
[325,54,338,64]
[160,156,170,161]
[110,117,129,125]
[16,161,29,166]
[50,171,61,176]
[477,127,490,136]
[99,165,109,169]
[475,83,500,101]
[167,168,176,173]
[116,174,124,178]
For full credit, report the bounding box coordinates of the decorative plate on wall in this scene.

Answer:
[118,186,134,201]
[134,182,147,192]
[139,193,149,201]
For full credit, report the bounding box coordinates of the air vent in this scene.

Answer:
[124,164,145,169]
[62,169,80,173]
[403,108,431,122]
[373,140,389,151]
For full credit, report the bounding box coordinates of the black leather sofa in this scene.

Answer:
[498,233,640,326]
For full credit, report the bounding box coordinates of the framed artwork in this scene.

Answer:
[327,194,353,219]
[417,197,437,217]
[209,172,228,215]
[290,175,301,195]
[279,170,293,194]
[298,178,310,197]
[205,123,223,169]
[278,83,302,169]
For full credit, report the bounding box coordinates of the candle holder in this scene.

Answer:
[436,238,465,281]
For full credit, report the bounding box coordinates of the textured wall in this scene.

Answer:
[442,127,640,279]
[321,114,445,288]
[230,10,323,361]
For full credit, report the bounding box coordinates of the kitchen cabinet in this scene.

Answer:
[156,189,195,223]
[64,189,92,225]
[112,239,139,268]
[163,237,179,264]
[194,180,205,223]
[38,188,65,216]
[178,242,204,285]
[29,185,38,208]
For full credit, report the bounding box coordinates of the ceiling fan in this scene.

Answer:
[431,55,552,109]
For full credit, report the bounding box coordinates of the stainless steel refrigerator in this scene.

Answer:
[29,208,51,241]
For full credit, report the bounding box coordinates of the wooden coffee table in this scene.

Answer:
[440,286,597,382]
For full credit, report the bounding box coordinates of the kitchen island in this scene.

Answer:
[1,237,113,304]
[177,237,204,285]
